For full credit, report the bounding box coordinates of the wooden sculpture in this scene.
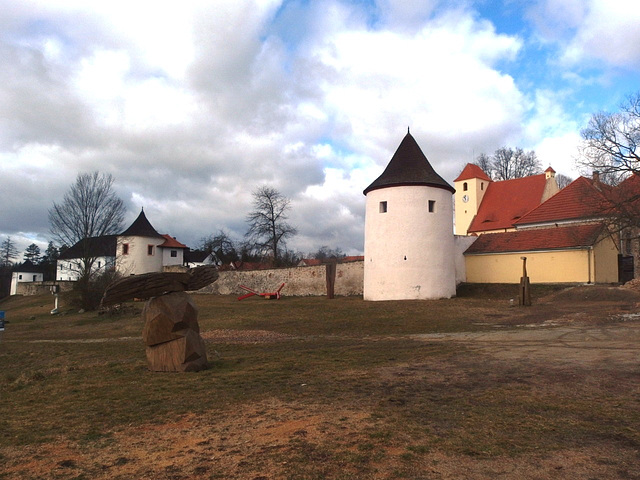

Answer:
[101,266,219,372]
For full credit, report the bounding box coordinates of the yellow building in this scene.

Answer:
[456,167,634,284]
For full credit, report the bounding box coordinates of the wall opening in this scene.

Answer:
[147,245,154,256]
[379,201,388,213]
[463,182,468,191]
[428,200,436,213]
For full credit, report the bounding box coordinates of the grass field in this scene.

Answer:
[1,286,639,479]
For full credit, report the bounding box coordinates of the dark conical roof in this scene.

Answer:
[120,209,162,237]
[363,132,455,195]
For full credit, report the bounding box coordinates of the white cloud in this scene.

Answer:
[2,0,629,258]
[529,0,640,69]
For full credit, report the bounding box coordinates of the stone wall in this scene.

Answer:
[195,261,364,297]
[16,280,75,296]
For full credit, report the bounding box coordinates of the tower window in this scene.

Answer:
[379,201,388,213]
[147,245,154,256]
[122,243,129,255]
[481,182,484,190]
[463,182,468,191]
[429,200,436,213]
[171,250,177,258]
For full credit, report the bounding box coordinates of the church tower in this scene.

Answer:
[363,131,456,301]
[453,163,492,235]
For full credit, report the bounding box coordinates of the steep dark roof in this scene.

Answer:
[58,235,117,260]
[363,132,455,195]
[12,260,43,273]
[184,250,212,263]
[120,209,162,237]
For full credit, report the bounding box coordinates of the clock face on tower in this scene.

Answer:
[462,194,469,203]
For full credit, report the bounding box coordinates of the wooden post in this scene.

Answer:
[519,256,531,306]
[326,262,337,299]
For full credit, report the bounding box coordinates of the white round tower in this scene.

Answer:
[363,131,456,301]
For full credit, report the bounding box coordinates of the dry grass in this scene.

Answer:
[1,286,639,479]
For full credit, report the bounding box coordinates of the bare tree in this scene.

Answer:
[49,172,126,308]
[492,147,541,181]
[556,174,573,189]
[473,152,493,179]
[578,91,640,183]
[0,236,19,267]
[245,186,297,266]
[475,147,541,180]
[200,230,239,265]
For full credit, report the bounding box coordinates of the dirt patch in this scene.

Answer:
[3,398,638,479]
[541,285,640,303]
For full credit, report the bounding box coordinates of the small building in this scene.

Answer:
[184,250,218,268]
[10,261,44,295]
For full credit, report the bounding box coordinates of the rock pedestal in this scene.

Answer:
[142,292,208,372]
[100,266,219,373]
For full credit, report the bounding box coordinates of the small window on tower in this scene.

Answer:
[122,243,129,255]
[379,201,388,213]
[171,250,177,258]
[481,182,484,190]
[463,182,468,191]
[147,245,154,256]
[429,200,436,213]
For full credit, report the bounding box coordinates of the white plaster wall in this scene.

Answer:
[56,257,114,281]
[454,235,478,284]
[364,185,456,300]
[162,247,184,267]
[117,236,164,275]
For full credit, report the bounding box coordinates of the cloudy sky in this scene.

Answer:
[1,0,639,258]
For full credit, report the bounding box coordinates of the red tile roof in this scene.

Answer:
[454,163,492,182]
[515,177,613,226]
[468,174,548,233]
[465,223,605,254]
[159,234,188,249]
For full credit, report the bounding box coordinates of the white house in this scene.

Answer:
[56,209,188,280]
[116,209,187,276]
[10,261,44,295]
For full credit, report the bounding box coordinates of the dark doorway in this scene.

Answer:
[618,254,635,283]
